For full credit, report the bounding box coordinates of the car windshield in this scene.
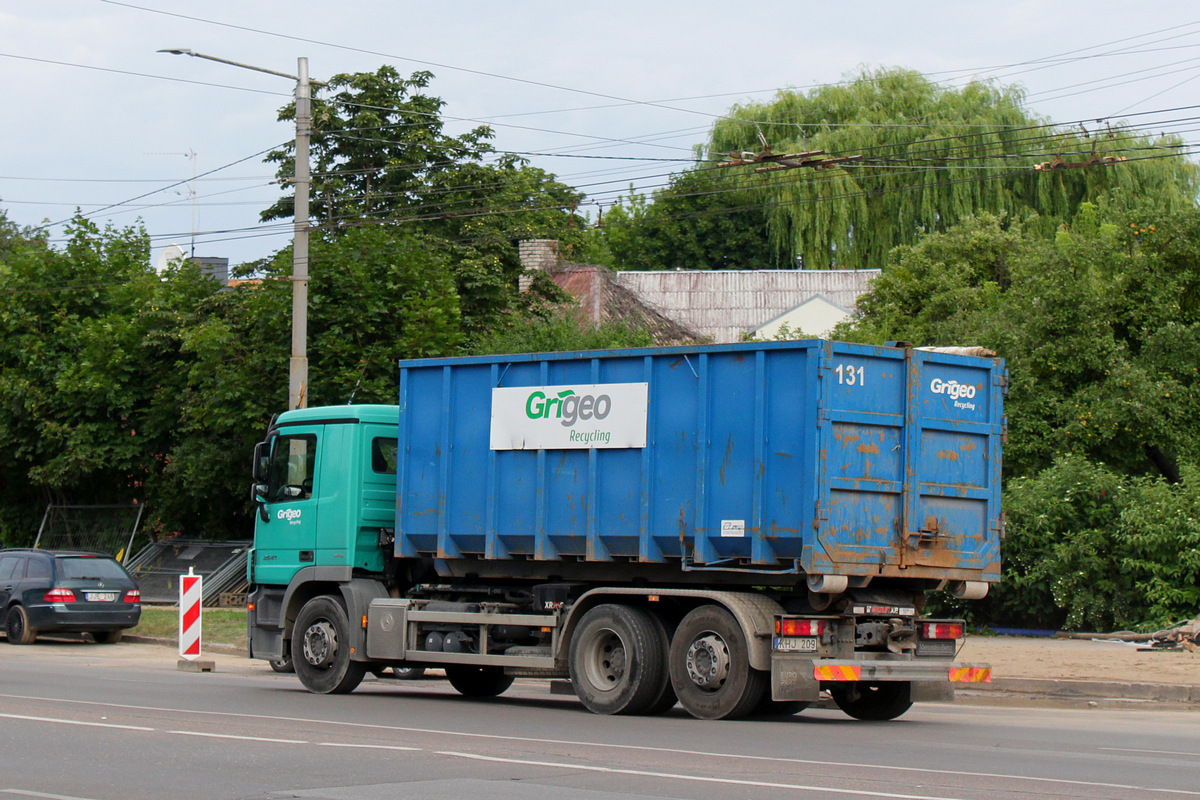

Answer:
[57,557,128,581]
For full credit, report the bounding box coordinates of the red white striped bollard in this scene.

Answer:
[179,566,202,661]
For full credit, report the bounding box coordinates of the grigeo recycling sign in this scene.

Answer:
[490,382,648,450]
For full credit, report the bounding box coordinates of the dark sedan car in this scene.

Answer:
[1,549,141,644]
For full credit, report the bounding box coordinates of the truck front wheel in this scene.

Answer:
[293,596,366,694]
[668,604,766,720]
[830,681,913,720]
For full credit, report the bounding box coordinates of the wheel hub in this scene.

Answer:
[302,620,337,668]
[587,631,627,689]
[685,634,730,689]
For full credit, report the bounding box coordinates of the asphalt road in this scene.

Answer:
[1,640,1199,800]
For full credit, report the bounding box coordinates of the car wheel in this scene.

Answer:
[270,653,294,673]
[391,665,426,680]
[92,630,123,644]
[5,605,38,645]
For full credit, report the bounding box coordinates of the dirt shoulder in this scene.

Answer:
[959,635,1200,685]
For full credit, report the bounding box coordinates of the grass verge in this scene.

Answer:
[132,606,247,647]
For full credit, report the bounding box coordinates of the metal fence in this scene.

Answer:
[123,538,251,606]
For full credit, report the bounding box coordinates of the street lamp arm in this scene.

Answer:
[157,49,327,86]
[160,47,317,409]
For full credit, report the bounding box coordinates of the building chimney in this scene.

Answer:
[518,239,559,292]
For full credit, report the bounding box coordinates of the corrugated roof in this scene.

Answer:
[613,269,881,343]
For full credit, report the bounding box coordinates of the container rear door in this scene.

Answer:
[809,343,1003,582]
[810,344,908,572]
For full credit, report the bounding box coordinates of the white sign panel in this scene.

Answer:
[490,382,648,450]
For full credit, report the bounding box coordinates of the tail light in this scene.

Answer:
[776,618,826,636]
[44,588,76,603]
[123,589,141,603]
[921,622,964,640]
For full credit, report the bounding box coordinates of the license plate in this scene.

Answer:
[773,636,818,652]
[85,592,118,602]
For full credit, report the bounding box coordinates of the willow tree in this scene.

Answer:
[705,68,1198,270]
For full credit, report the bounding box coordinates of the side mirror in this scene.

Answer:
[251,483,269,523]
[252,441,270,482]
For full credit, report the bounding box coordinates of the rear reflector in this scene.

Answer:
[44,588,76,603]
[950,666,992,683]
[123,589,141,603]
[776,618,826,637]
[814,664,861,681]
[921,622,965,640]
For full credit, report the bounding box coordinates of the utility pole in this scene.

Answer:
[290,58,311,410]
[159,49,319,409]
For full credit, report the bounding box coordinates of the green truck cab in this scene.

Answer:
[247,406,398,667]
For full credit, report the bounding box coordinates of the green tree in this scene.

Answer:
[263,66,588,340]
[589,171,788,271]
[0,215,236,543]
[845,204,1200,629]
[705,68,1198,271]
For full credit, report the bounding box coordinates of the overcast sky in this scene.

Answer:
[4,1,1200,268]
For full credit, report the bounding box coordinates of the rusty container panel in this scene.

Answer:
[395,340,1004,583]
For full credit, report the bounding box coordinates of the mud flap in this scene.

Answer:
[770,654,822,702]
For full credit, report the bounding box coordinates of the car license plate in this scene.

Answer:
[773,636,818,653]
[85,592,118,602]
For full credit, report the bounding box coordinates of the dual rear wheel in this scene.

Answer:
[569,603,771,720]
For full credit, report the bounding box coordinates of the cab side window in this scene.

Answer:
[267,434,317,502]
[371,437,398,475]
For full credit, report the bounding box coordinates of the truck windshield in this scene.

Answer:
[267,434,317,501]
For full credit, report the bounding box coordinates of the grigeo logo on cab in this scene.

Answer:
[491,382,648,450]
[929,377,979,411]
[277,508,302,524]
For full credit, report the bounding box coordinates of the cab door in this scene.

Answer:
[254,429,321,585]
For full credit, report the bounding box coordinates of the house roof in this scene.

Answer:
[548,264,702,345]
[752,293,853,334]
[613,269,881,343]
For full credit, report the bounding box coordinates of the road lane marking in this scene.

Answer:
[437,750,976,800]
[4,693,1198,796]
[2,790,107,800]
[166,730,307,744]
[0,713,152,731]
[1102,747,1200,758]
[318,742,421,751]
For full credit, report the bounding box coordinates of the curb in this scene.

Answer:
[960,677,1200,707]
[124,634,246,656]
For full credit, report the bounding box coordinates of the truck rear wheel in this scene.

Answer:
[569,604,671,716]
[668,604,766,720]
[830,681,913,721]
[446,665,513,697]
[293,596,366,694]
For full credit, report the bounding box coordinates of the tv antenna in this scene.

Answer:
[147,150,198,257]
